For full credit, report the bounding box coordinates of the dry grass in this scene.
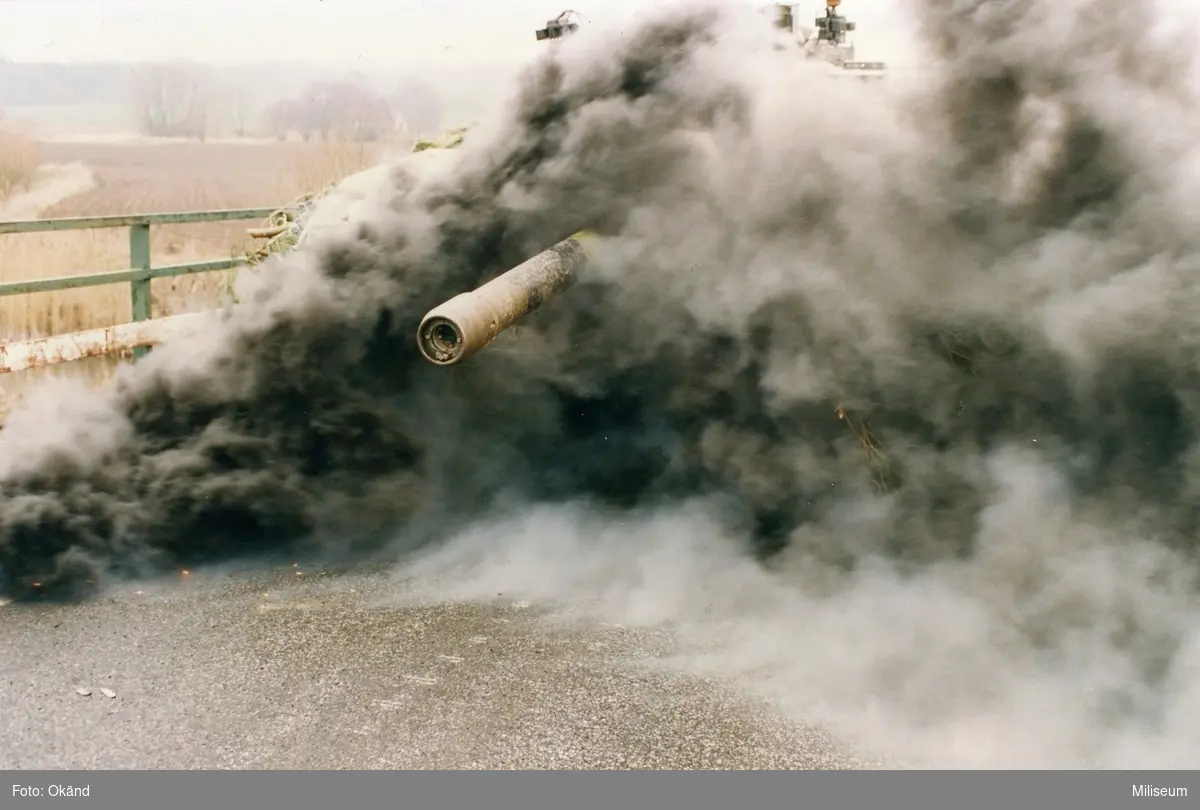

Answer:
[275,137,391,201]
[0,136,390,342]
[0,135,395,422]
[0,114,39,201]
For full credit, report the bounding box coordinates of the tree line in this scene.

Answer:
[132,62,444,142]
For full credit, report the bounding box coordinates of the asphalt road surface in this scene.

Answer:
[0,561,880,769]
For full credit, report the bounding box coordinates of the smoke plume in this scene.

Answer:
[4,0,1200,767]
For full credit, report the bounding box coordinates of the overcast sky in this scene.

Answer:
[0,0,916,68]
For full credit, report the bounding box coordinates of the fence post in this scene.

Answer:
[129,222,152,360]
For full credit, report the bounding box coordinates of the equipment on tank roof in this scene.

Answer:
[770,1,887,79]
[535,10,583,42]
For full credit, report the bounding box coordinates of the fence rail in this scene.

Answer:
[0,208,280,236]
[0,207,287,371]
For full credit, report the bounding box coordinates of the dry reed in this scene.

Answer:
[0,114,39,202]
[0,134,388,421]
[0,136,385,341]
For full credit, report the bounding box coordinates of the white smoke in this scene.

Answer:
[395,451,1200,768]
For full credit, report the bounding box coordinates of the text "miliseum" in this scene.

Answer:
[1133,785,1187,797]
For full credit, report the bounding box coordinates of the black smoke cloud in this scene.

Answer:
[0,5,741,597]
[4,0,1200,765]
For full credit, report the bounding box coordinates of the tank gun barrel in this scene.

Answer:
[417,232,596,366]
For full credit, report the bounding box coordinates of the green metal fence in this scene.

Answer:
[0,208,283,360]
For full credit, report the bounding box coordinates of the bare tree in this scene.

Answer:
[133,62,211,141]
[266,77,394,143]
[226,85,257,138]
[263,98,296,142]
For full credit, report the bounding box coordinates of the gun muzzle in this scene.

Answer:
[417,232,596,366]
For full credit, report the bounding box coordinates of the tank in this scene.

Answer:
[244,136,601,369]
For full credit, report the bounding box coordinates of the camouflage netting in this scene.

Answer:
[412,127,469,153]
[243,186,331,268]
